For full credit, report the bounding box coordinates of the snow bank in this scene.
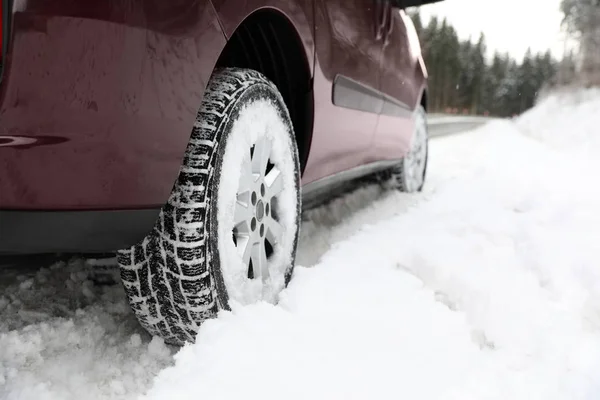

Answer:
[518,87,600,156]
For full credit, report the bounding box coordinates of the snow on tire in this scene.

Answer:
[388,106,429,192]
[117,68,301,345]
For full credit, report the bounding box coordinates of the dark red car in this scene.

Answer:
[0,0,439,344]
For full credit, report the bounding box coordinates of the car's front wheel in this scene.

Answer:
[118,68,301,345]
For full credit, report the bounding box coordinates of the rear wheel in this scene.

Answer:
[387,106,428,192]
[118,68,301,345]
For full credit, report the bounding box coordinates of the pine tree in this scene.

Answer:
[517,49,537,112]
[457,39,473,111]
[557,50,578,85]
[486,52,510,115]
[470,33,486,113]
[561,0,600,85]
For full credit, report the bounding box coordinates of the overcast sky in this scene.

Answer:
[417,0,566,61]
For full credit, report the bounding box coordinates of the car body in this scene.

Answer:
[0,0,436,254]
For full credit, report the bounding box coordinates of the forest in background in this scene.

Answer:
[411,0,600,116]
[408,10,558,117]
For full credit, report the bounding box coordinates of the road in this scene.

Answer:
[428,113,498,137]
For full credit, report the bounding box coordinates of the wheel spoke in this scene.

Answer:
[252,136,271,176]
[265,217,283,246]
[234,199,252,227]
[238,154,255,192]
[236,235,252,267]
[251,241,269,282]
[264,168,283,199]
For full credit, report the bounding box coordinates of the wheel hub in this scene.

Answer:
[256,200,265,222]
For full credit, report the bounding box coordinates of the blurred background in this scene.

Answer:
[413,0,599,117]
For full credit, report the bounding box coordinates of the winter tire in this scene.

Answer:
[388,106,428,192]
[118,68,301,345]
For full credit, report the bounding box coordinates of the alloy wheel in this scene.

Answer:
[232,136,285,282]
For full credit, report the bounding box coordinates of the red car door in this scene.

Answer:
[375,6,424,160]
[302,0,385,185]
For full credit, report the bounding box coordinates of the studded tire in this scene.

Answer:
[118,68,301,346]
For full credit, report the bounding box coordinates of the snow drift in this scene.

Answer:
[518,87,600,156]
[2,88,600,400]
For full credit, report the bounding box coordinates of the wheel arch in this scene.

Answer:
[214,6,315,175]
[420,87,428,111]
[415,53,428,112]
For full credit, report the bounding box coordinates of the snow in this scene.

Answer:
[518,88,600,157]
[2,89,600,399]
[0,260,175,400]
[216,98,299,306]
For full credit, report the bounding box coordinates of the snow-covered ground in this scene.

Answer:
[2,89,600,399]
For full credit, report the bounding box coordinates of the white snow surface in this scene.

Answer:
[518,87,600,157]
[2,89,600,399]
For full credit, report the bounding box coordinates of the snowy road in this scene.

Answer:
[427,114,497,137]
[2,90,600,399]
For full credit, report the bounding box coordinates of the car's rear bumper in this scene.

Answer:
[0,209,159,254]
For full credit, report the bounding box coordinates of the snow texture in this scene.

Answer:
[2,88,600,399]
[518,88,600,157]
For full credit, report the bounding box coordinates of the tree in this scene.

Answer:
[556,49,578,85]
[469,33,486,113]
[481,52,506,115]
[517,49,538,112]
[561,0,600,85]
